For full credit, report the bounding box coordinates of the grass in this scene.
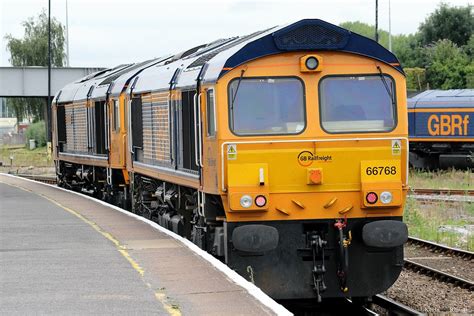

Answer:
[409,168,473,190]
[404,196,474,251]
[0,145,53,170]
[406,169,473,250]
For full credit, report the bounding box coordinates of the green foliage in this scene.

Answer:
[25,121,47,147]
[418,3,473,47]
[340,3,473,90]
[5,9,65,66]
[339,21,423,68]
[7,98,45,124]
[404,68,427,91]
[4,10,65,124]
[423,39,470,89]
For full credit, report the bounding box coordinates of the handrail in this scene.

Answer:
[197,93,203,167]
[193,94,199,167]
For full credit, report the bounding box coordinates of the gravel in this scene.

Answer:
[405,243,474,282]
[385,270,474,314]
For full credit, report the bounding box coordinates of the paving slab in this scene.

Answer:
[0,174,283,315]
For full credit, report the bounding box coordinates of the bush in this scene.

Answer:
[25,121,47,147]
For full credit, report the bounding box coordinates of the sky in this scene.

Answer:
[0,0,472,68]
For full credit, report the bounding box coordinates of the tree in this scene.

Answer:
[422,39,470,89]
[419,3,473,47]
[464,35,474,88]
[4,10,65,124]
[404,68,428,91]
[339,21,424,69]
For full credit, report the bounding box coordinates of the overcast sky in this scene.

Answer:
[1,0,472,68]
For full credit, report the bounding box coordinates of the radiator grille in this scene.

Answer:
[141,92,171,165]
[273,21,349,50]
[65,103,88,153]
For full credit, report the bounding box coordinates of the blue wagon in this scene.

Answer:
[408,89,474,169]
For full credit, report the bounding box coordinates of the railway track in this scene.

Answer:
[405,236,474,291]
[409,188,474,203]
[14,174,57,185]
[369,294,423,315]
[410,188,474,196]
[280,296,423,316]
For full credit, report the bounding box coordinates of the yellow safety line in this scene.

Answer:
[0,180,182,316]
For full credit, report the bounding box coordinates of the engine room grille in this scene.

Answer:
[141,92,171,166]
[273,20,350,50]
[65,103,88,153]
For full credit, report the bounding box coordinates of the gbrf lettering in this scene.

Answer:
[428,114,470,136]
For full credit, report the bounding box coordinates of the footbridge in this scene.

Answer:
[0,66,103,97]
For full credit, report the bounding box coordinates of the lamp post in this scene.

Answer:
[375,0,379,42]
[389,0,392,51]
[47,0,52,153]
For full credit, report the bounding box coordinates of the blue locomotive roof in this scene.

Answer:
[408,89,474,109]
[219,19,403,78]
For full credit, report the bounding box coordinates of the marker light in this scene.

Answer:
[240,195,253,208]
[255,195,267,207]
[366,192,378,204]
[305,57,319,70]
[380,191,393,204]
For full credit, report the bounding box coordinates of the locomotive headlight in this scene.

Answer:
[366,192,378,204]
[305,57,319,70]
[255,195,267,207]
[380,191,393,204]
[300,54,323,72]
[240,195,253,208]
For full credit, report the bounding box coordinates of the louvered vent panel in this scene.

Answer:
[142,100,153,163]
[273,21,349,50]
[65,105,74,152]
[73,105,88,153]
[151,92,170,164]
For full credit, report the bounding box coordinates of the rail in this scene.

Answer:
[410,188,474,196]
[404,259,473,290]
[370,294,423,316]
[405,236,473,290]
[15,174,57,185]
[407,236,474,260]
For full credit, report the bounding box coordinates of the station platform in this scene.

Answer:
[0,174,289,315]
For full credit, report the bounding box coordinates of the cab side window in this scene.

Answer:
[113,100,120,132]
[206,89,216,137]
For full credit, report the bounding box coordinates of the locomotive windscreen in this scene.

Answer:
[319,75,396,133]
[228,77,305,136]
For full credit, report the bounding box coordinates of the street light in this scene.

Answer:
[47,0,52,152]
[375,0,379,42]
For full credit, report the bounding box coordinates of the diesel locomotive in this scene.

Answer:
[52,19,409,302]
[408,89,474,169]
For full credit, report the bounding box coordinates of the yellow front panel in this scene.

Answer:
[225,140,406,193]
[205,51,408,222]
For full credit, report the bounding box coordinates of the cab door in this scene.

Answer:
[109,96,126,168]
[201,87,219,193]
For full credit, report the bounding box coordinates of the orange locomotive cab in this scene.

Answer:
[209,20,408,301]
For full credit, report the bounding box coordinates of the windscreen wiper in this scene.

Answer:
[377,66,395,105]
[230,69,246,110]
